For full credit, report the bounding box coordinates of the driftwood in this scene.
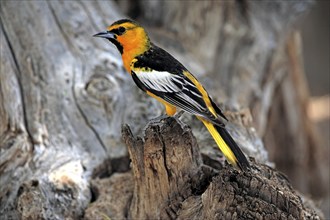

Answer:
[0,0,325,219]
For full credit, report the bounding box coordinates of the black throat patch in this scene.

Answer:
[109,38,123,54]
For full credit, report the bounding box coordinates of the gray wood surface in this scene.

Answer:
[0,0,324,219]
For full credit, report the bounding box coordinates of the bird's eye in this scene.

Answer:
[118,27,126,35]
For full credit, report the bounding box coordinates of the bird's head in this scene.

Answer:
[94,19,150,56]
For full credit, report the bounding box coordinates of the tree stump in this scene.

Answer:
[85,117,322,219]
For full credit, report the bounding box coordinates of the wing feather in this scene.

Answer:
[132,69,223,125]
[131,44,226,126]
[137,70,182,93]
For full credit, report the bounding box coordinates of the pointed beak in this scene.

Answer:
[93,31,115,39]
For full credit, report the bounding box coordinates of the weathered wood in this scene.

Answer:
[86,117,322,219]
[263,32,326,196]
[0,0,325,219]
[0,1,130,218]
[84,172,133,220]
[123,117,203,219]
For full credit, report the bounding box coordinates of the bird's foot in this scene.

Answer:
[148,110,184,125]
[148,114,168,124]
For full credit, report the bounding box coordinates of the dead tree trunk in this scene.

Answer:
[0,0,325,219]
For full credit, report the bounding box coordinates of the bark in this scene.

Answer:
[0,1,130,218]
[0,0,325,219]
[85,117,321,220]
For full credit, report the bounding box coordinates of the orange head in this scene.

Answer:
[94,19,150,72]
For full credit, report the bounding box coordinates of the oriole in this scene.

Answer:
[94,19,250,170]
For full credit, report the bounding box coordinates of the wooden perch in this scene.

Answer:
[85,117,322,220]
[123,117,203,219]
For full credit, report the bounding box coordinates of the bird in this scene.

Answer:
[94,19,250,171]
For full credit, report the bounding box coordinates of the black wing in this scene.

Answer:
[132,44,226,126]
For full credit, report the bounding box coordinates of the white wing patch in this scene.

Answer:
[134,70,183,93]
[133,68,216,121]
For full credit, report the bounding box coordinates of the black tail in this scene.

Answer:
[216,125,250,171]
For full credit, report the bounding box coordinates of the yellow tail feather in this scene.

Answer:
[199,118,237,166]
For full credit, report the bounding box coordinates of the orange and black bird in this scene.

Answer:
[94,19,250,170]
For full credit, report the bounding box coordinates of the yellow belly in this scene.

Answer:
[146,91,177,116]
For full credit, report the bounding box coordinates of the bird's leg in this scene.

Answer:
[149,114,168,123]
[148,105,182,124]
[173,110,185,119]
[148,108,169,124]
[148,110,184,125]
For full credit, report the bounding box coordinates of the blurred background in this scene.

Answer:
[299,1,329,216]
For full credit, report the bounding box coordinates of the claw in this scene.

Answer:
[148,114,168,124]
